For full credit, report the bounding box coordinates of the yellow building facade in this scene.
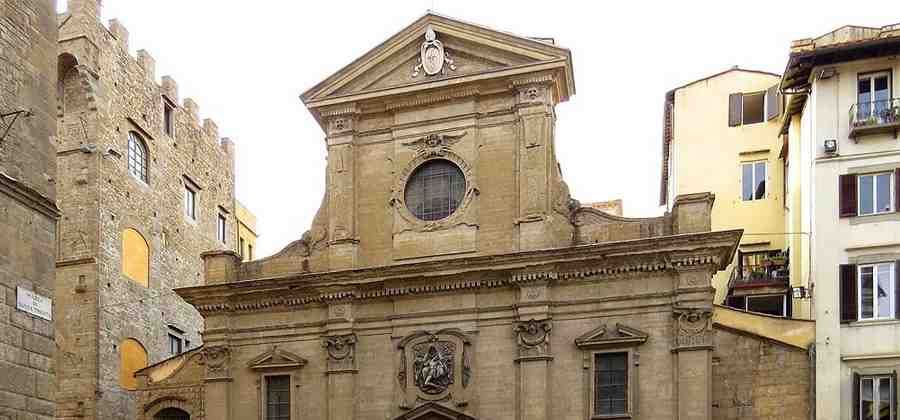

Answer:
[236,200,258,261]
[661,68,798,317]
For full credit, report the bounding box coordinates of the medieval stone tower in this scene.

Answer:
[55,1,239,418]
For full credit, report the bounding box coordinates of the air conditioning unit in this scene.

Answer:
[824,139,838,155]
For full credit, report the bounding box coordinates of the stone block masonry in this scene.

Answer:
[0,0,60,419]
[54,0,241,418]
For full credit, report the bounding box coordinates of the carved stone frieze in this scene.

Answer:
[397,329,472,410]
[200,345,231,380]
[402,131,467,158]
[322,333,357,373]
[514,319,552,361]
[672,308,713,352]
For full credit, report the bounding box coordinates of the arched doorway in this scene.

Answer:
[154,407,189,420]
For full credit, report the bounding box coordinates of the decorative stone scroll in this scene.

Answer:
[322,333,357,373]
[200,345,231,380]
[672,308,713,352]
[397,329,472,409]
[514,319,552,361]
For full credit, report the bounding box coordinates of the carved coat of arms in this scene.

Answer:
[397,329,472,409]
[413,26,457,77]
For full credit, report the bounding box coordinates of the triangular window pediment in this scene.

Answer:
[246,346,307,371]
[393,402,476,420]
[575,323,649,349]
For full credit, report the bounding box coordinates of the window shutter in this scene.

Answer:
[729,93,743,127]
[840,264,858,323]
[852,372,860,420]
[839,174,858,218]
[892,370,898,417]
[766,85,780,121]
[895,168,900,213]
[896,261,900,319]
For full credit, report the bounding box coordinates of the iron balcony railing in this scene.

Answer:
[849,98,900,137]
[729,263,789,288]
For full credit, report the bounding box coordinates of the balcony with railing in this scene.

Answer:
[729,253,789,290]
[849,98,900,139]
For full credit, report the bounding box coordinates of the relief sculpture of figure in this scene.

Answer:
[414,343,453,394]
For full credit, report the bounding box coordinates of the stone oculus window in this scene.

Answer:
[404,159,466,221]
[127,131,149,183]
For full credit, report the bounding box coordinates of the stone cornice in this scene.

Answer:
[183,230,741,315]
[0,172,60,219]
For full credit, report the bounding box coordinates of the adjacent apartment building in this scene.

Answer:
[780,24,900,420]
[0,0,59,418]
[660,67,805,318]
[236,200,258,261]
[54,1,250,418]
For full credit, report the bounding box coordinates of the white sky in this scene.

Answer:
[63,1,896,257]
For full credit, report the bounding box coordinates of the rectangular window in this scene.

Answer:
[163,100,175,137]
[168,334,183,356]
[742,161,767,201]
[858,173,894,216]
[594,352,628,416]
[217,214,227,243]
[742,92,765,125]
[239,237,245,258]
[859,263,895,321]
[266,375,291,420]
[859,375,895,420]
[184,184,197,220]
[746,295,786,317]
[857,72,891,122]
[248,244,254,261]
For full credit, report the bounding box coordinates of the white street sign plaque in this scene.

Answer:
[16,287,52,321]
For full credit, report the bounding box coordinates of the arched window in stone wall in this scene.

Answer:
[128,131,149,183]
[122,228,149,287]
[119,338,148,391]
[154,408,190,420]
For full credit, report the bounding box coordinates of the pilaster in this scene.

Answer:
[323,301,358,420]
[322,105,361,269]
[201,345,233,420]
[514,280,552,420]
[512,75,558,251]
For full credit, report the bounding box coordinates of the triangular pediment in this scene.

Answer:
[575,323,649,349]
[301,13,574,106]
[394,402,476,420]
[246,346,308,371]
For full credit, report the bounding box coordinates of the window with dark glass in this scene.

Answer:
[742,92,765,125]
[266,375,291,420]
[594,352,628,416]
[742,161,767,201]
[154,407,189,420]
[127,132,148,183]
[858,374,895,420]
[404,159,466,221]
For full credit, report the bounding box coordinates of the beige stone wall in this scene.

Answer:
[0,0,59,418]
[712,327,811,419]
[54,1,238,418]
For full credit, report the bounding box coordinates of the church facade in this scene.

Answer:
[135,14,748,420]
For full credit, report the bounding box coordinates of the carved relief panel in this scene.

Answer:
[514,319,553,361]
[672,307,713,352]
[396,329,472,410]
